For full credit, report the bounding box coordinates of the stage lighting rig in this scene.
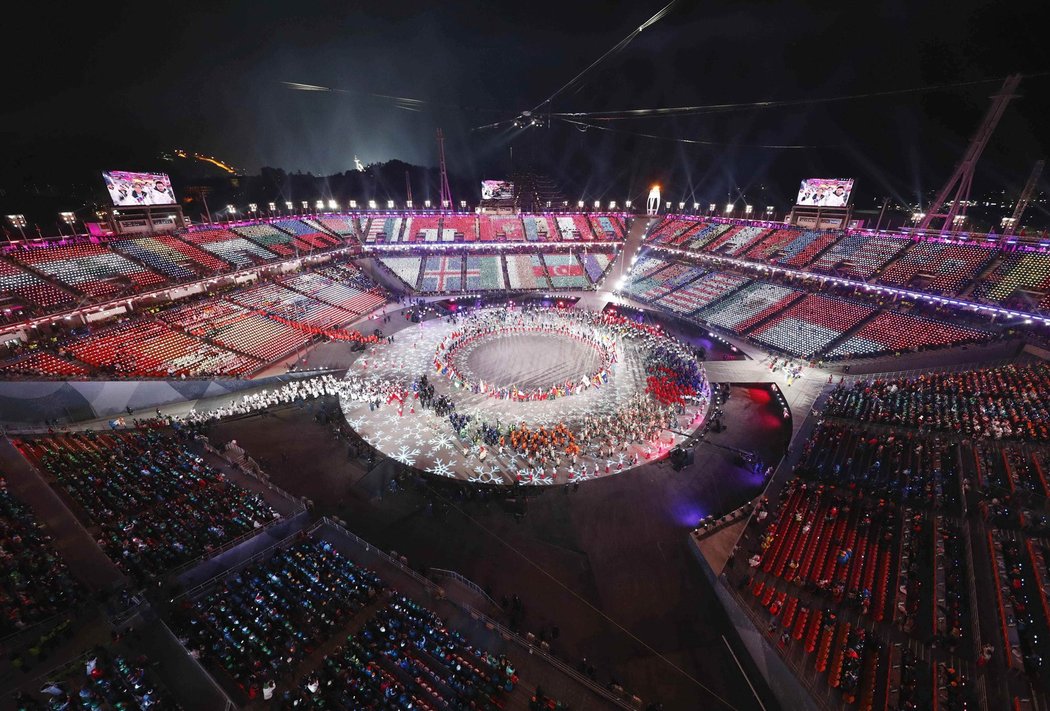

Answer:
[512,111,547,128]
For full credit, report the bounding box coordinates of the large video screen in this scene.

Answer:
[103,171,177,207]
[795,178,854,208]
[481,180,514,201]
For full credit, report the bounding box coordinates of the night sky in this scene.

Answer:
[2,0,1048,211]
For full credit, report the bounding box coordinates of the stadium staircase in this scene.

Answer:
[536,252,550,281]
[815,310,882,359]
[602,217,655,292]
[965,256,1008,300]
[501,256,513,290]
[792,232,845,269]
[871,240,917,280]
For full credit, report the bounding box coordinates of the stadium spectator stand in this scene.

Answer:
[0,260,75,310]
[278,269,387,316]
[17,431,279,580]
[227,281,355,329]
[63,317,258,377]
[403,215,443,243]
[589,215,625,240]
[313,216,360,240]
[555,214,595,241]
[541,253,590,289]
[0,475,83,634]
[702,225,771,256]
[376,255,424,290]
[10,242,166,298]
[272,219,342,249]
[0,350,92,378]
[442,215,480,242]
[877,241,996,293]
[233,223,311,256]
[648,219,707,247]
[17,648,174,709]
[464,255,506,291]
[523,215,557,242]
[173,535,521,708]
[363,216,406,244]
[181,229,278,267]
[656,271,750,316]
[173,537,385,695]
[695,282,803,335]
[580,250,616,284]
[747,294,875,358]
[826,311,991,359]
[972,251,1050,307]
[824,362,1050,439]
[420,254,464,292]
[806,234,911,278]
[506,254,550,290]
[480,215,526,243]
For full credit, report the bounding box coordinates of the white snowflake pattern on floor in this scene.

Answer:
[339,307,710,484]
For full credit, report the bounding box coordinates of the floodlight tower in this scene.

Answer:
[918,74,1021,233]
[437,129,453,209]
[1002,159,1044,237]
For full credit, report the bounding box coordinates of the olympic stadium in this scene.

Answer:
[1,1,1049,710]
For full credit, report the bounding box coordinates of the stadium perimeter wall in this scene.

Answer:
[0,371,327,426]
[689,544,820,711]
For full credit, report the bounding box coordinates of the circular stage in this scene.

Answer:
[338,306,711,485]
[457,333,604,393]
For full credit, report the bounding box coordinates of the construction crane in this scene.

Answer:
[918,74,1021,233]
[437,129,453,208]
[1002,159,1045,236]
